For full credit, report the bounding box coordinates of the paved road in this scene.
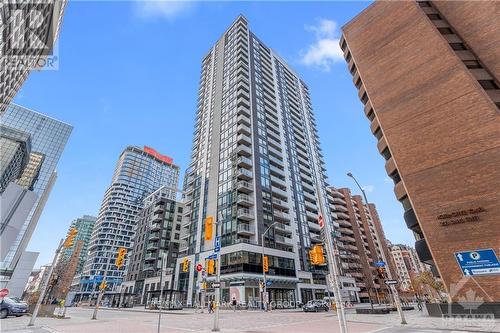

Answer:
[0,307,497,333]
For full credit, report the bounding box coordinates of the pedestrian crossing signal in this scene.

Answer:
[115,247,127,268]
[309,245,325,265]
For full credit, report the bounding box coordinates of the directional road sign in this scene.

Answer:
[215,236,221,253]
[384,280,398,285]
[207,253,218,260]
[455,249,500,276]
[212,282,221,288]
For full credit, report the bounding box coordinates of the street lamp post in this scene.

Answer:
[261,221,278,312]
[347,172,407,324]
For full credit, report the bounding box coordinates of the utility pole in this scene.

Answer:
[212,214,222,332]
[157,253,167,333]
[314,182,348,333]
[91,270,108,320]
[347,172,406,324]
[261,222,277,312]
[29,239,64,326]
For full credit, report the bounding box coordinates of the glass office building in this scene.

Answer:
[0,104,72,272]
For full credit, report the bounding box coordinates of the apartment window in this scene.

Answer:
[427,13,441,20]
[399,195,412,212]
[361,92,368,105]
[449,43,467,51]
[381,147,391,160]
[437,28,453,35]
[350,64,357,75]
[367,109,375,121]
[355,77,362,89]
[389,169,401,184]
[463,60,482,69]
[478,80,499,90]
[345,51,352,63]
[373,127,383,141]
[340,39,347,52]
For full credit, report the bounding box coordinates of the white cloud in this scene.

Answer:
[362,185,375,193]
[300,19,343,72]
[133,0,195,21]
[384,177,392,184]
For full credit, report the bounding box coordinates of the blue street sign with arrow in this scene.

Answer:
[455,249,500,276]
[374,261,385,267]
[207,253,218,260]
[215,236,221,253]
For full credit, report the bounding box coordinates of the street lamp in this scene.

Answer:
[261,221,278,312]
[347,172,407,324]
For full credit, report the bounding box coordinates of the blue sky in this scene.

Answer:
[15,0,414,267]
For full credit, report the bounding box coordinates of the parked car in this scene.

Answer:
[303,300,330,312]
[0,297,28,319]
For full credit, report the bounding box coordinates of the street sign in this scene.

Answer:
[202,270,207,278]
[455,249,500,276]
[266,281,272,287]
[0,288,9,298]
[207,253,218,260]
[212,282,221,288]
[385,280,398,285]
[196,263,203,272]
[374,261,386,267]
[215,236,221,253]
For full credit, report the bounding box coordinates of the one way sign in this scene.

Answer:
[455,249,500,276]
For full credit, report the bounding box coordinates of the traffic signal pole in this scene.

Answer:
[91,270,107,320]
[28,239,64,326]
[315,181,348,333]
[212,216,222,332]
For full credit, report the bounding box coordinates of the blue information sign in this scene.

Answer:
[455,249,500,276]
[207,253,218,260]
[374,261,385,267]
[215,236,221,253]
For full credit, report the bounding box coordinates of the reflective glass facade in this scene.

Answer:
[0,104,72,270]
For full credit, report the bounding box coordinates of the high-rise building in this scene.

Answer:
[390,244,426,292]
[62,215,97,275]
[175,16,346,307]
[79,146,179,295]
[0,0,67,114]
[0,125,31,193]
[0,104,72,278]
[340,0,500,303]
[120,186,184,306]
[328,187,397,303]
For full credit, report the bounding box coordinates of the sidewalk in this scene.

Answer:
[344,308,500,332]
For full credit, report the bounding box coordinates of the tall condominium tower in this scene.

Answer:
[341,0,499,304]
[0,104,72,274]
[79,146,179,296]
[120,185,184,306]
[175,16,340,307]
[62,215,97,274]
[0,0,67,114]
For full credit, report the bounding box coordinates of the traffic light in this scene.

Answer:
[63,227,78,248]
[205,216,214,241]
[99,280,107,290]
[263,256,269,273]
[207,259,215,275]
[182,257,190,272]
[377,267,386,278]
[309,245,325,265]
[115,247,127,268]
